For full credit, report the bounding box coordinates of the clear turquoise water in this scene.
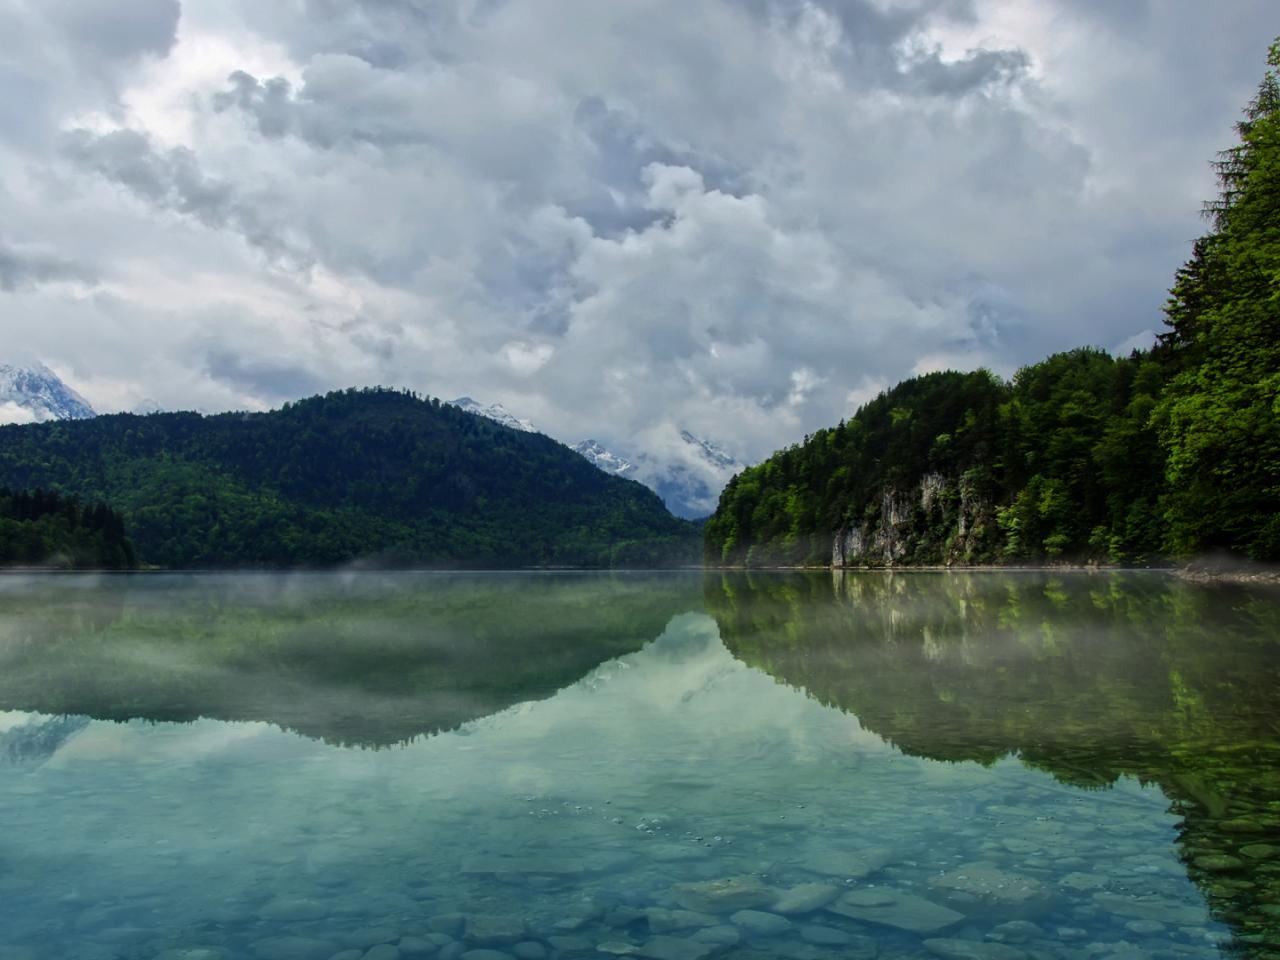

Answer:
[1,571,1278,960]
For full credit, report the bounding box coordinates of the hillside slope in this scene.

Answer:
[0,388,698,568]
[705,351,1171,567]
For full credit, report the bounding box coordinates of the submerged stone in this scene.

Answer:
[799,924,852,945]
[771,883,840,915]
[362,946,401,960]
[804,846,893,879]
[643,908,718,933]
[428,916,467,937]
[985,921,1043,944]
[826,888,964,934]
[598,943,641,956]
[1059,872,1108,892]
[466,916,526,946]
[690,926,739,947]
[672,877,776,913]
[341,930,399,950]
[729,910,791,936]
[1093,893,1206,925]
[927,864,1047,909]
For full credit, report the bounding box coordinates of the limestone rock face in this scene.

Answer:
[832,472,994,567]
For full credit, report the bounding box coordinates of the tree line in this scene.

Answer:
[0,487,136,569]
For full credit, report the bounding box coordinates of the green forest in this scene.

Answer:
[0,487,136,569]
[706,42,1280,568]
[0,388,698,569]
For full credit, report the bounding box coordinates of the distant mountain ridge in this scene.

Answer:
[0,388,699,568]
[0,363,95,423]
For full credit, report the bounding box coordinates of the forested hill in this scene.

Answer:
[706,41,1280,569]
[705,352,1174,567]
[0,388,698,568]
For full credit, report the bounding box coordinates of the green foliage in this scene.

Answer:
[0,487,136,569]
[0,388,699,568]
[1155,40,1280,560]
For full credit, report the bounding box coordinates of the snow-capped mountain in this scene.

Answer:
[572,439,636,477]
[631,430,746,520]
[449,396,537,433]
[450,396,747,519]
[0,363,95,424]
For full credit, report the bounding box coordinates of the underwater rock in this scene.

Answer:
[1092,893,1206,925]
[770,883,840,915]
[804,846,893,879]
[825,888,964,934]
[672,877,776,913]
[729,909,791,936]
[340,930,398,950]
[643,908,718,932]
[466,916,527,946]
[985,921,1043,944]
[928,864,1047,910]
[798,924,852,945]
[597,943,641,956]
[690,926,739,946]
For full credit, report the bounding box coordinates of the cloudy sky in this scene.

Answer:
[0,0,1274,461]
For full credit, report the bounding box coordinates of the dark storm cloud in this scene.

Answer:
[0,242,95,292]
[203,349,326,400]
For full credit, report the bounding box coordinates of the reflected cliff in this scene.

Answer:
[0,572,701,748]
[706,570,1280,956]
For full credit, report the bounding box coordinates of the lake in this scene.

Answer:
[1,571,1278,960]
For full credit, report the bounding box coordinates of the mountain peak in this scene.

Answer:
[573,439,636,477]
[449,396,537,433]
[0,362,95,424]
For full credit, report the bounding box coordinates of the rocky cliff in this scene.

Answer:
[830,471,998,567]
